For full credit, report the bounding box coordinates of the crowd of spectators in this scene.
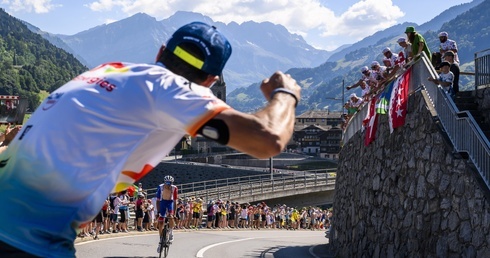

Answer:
[341,26,461,129]
[78,189,333,240]
[202,199,332,231]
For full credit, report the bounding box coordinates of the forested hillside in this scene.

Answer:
[228,0,490,114]
[0,9,87,111]
[427,0,490,64]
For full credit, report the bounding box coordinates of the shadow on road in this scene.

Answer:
[243,243,336,258]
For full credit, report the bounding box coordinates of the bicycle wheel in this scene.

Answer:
[163,225,170,257]
[158,230,165,258]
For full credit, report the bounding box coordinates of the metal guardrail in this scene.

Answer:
[421,52,490,189]
[475,48,490,89]
[145,169,336,204]
[341,51,490,191]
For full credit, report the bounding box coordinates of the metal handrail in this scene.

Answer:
[475,48,490,89]
[421,52,490,189]
[144,169,336,204]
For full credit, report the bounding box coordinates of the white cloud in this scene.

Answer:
[333,0,404,38]
[86,0,124,12]
[85,0,405,49]
[104,18,117,25]
[2,0,59,13]
[85,0,336,34]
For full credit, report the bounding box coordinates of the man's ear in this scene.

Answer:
[155,45,166,63]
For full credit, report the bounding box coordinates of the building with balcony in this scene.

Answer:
[293,110,343,159]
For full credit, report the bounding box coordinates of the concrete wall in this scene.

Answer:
[253,189,336,208]
[136,162,265,189]
[332,92,490,257]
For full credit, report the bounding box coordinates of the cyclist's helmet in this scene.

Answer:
[164,175,174,184]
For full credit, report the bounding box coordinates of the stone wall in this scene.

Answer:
[332,92,490,257]
[475,86,490,130]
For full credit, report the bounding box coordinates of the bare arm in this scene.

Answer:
[215,72,299,159]
[417,42,424,55]
[346,79,363,90]
[0,124,21,154]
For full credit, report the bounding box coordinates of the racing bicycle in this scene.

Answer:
[158,216,172,258]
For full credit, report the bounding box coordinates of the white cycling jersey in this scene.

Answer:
[0,62,230,257]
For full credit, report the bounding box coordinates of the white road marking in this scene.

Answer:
[75,232,158,246]
[196,234,320,258]
[196,238,254,258]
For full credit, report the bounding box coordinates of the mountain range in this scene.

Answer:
[9,0,489,114]
[227,0,489,113]
[37,11,330,93]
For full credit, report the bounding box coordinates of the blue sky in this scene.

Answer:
[0,0,473,51]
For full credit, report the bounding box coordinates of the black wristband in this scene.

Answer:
[270,88,298,107]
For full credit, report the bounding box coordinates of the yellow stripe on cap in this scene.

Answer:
[173,46,204,70]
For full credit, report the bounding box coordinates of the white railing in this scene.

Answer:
[144,169,336,204]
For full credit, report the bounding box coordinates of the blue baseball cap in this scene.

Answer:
[166,22,232,76]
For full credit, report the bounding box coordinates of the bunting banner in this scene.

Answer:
[388,68,412,133]
[364,95,379,146]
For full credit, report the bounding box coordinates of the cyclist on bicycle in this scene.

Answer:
[156,175,178,252]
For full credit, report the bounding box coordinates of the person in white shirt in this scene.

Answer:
[110,194,121,233]
[349,93,364,110]
[438,31,459,64]
[370,61,387,82]
[382,47,399,69]
[0,21,300,258]
[397,37,412,64]
[360,81,371,101]
[346,66,377,90]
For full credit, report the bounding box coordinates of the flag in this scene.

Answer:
[375,80,395,114]
[389,68,412,133]
[364,95,379,146]
[395,51,405,66]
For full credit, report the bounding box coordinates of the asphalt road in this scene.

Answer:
[75,229,334,258]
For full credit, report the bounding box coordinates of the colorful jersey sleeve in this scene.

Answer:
[156,184,162,200]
